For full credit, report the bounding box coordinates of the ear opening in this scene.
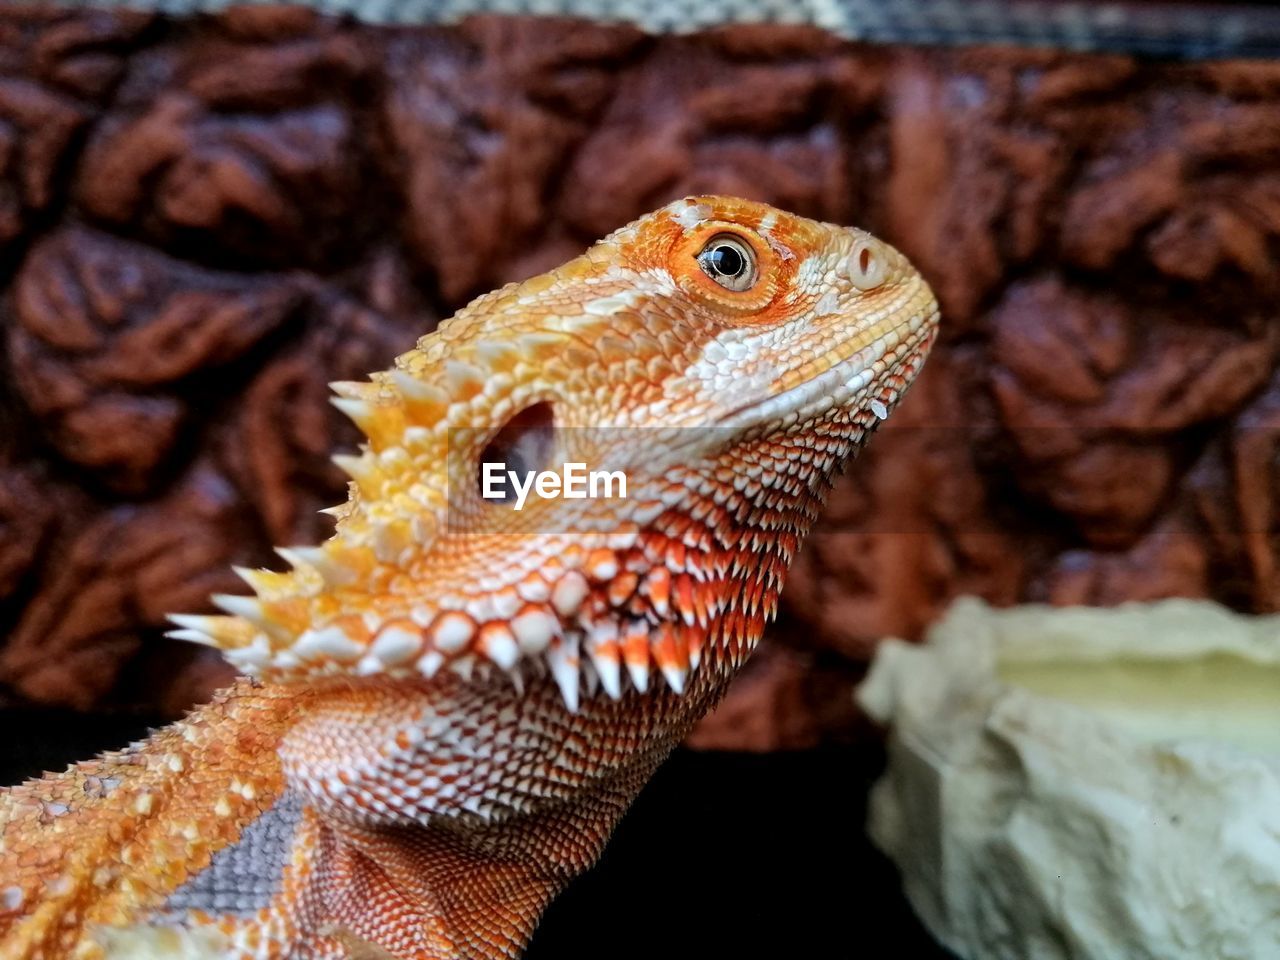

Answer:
[478,402,556,505]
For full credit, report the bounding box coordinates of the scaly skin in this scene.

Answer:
[0,196,938,960]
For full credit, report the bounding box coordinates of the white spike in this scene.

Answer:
[331,396,378,427]
[870,398,889,421]
[445,359,485,393]
[660,661,687,696]
[370,625,423,667]
[211,593,269,625]
[547,635,581,713]
[479,624,520,672]
[330,380,375,399]
[167,613,226,635]
[391,369,449,407]
[429,612,475,653]
[589,650,622,700]
[626,659,649,694]
[165,628,218,648]
[233,566,299,606]
[417,650,445,679]
[332,454,376,486]
[293,627,364,662]
[284,546,355,587]
[223,635,272,670]
[623,624,650,694]
[580,656,600,698]
[585,623,622,700]
[276,546,317,571]
[510,608,557,654]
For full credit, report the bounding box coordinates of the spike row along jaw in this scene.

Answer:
[166,529,724,713]
[164,194,940,714]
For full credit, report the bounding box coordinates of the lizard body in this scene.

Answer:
[0,196,938,959]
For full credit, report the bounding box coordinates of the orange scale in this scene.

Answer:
[672,574,697,624]
[644,567,671,613]
[607,571,639,606]
[621,626,650,668]
[585,548,619,582]
[651,625,686,670]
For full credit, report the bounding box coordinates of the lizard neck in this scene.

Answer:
[0,680,304,954]
[691,419,866,679]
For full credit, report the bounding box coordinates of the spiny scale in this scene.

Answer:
[170,539,718,710]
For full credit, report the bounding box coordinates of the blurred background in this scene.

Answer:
[0,1,1277,956]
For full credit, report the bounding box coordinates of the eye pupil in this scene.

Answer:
[706,244,745,278]
[695,234,757,292]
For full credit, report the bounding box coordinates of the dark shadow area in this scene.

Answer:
[527,746,955,960]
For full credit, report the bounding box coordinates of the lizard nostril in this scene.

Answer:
[846,239,887,291]
[478,402,556,505]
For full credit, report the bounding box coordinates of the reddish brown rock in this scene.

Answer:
[0,8,1277,749]
[7,226,306,493]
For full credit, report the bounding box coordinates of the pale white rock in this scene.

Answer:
[858,597,1280,960]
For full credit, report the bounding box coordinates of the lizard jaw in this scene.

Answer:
[711,308,937,435]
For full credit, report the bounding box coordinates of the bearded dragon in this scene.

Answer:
[0,196,938,960]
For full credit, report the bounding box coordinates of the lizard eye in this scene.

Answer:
[478,402,555,505]
[696,235,757,292]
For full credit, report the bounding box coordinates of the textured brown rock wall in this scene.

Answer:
[1,6,1277,747]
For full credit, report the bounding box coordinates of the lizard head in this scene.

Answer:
[170,196,938,710]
